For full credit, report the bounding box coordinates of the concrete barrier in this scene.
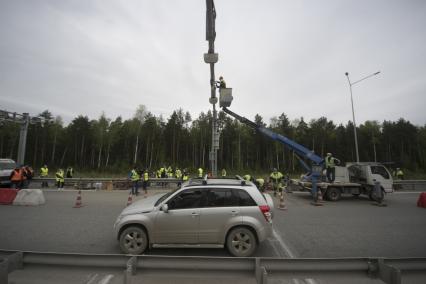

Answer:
[13,189,45,206]
[0,189,18,205]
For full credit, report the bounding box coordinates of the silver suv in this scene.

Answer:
[114,177,274,257]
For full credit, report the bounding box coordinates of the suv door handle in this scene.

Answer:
[191,212,199,217]
[231,210,239,216]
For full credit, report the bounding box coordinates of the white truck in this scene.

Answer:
[294,162,394,201]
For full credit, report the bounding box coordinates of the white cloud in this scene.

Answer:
[0,0,425,126]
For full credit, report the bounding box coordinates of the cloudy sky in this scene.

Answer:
[1,0,425,126]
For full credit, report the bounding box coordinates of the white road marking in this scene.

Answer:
[272,229,320,284]
[85,273,98,284]
[97,274,114,284]
[272,229,297,258]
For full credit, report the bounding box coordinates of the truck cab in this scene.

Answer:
[347,162,393,193]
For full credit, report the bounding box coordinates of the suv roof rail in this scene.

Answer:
[235,175,246,186]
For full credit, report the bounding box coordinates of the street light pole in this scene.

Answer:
[345,71,380,163]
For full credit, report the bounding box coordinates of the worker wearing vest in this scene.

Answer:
[66,167,74,178]
[216,76,226,89]
[175,168,182,187]
[130,167,140,195]
[182,169,189,182]
[255,178,265,192]
[270,168,284,196]
[22,166,33,189]
[396,168,404,180]
[243,174,253,182]
[40,164,49,188]
[55,168,65,190]
[10,167,24,189]
[325,153,340,183]
[221,168,227,177]
[142,169,149,196]
[198,167,203,178]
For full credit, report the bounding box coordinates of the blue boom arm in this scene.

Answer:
[222,107,324,169]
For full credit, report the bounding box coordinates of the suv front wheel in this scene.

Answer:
[226,227,257,257]
[119,226,148,255]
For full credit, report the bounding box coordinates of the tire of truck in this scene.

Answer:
[369,187,385,202]
[326,187,341,201]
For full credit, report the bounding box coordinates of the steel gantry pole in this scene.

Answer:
[17,113,30,165]
[1,110,51,166]
[345,71,380,163]
[205,0,219,176]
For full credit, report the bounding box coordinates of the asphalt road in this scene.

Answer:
[1,188,425,259]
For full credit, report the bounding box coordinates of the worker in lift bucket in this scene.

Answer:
[215,76,226,89]
[325,153,340,183]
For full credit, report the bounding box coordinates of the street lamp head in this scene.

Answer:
[374,71,381,75]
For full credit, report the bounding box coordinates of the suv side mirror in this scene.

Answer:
[161,203,168,213]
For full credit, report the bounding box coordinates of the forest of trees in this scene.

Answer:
[1,104,425,176]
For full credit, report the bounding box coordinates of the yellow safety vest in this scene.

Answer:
[131,170,140,182]
[55,170,64,182]
[40,167,48,177]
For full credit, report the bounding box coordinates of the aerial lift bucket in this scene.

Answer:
[219,88,233,108]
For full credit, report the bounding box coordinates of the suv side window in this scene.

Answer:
[168,189,204,210]
[206,188,239,207]
[236,189,257,206]
[371,166,390,179]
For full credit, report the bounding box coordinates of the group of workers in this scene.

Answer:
[9,165,34,190]
[38,165,74,190]
[9,153,406,195]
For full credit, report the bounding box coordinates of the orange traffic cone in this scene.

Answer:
[126,193,133,206]
[73,190,83,208]
[278,192,287,210]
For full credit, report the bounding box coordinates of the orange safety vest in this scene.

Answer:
[11,169,23,181]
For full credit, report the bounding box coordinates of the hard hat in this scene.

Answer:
[327,153,332,156]
[273,168,277,171]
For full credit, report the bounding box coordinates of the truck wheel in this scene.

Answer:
[226,227,257,257]
[119,226,148,255]
[369,188,385,202]
[326,187,341,201]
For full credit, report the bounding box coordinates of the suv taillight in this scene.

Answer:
[259,205,272,223]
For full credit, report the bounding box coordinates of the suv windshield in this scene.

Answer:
[154,188,179,206]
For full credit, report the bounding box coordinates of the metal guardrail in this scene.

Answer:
[393,180,426,191]
[1,250,426,284]
[30,177,182,190]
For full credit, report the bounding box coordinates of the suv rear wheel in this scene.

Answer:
[226,227,257,257]
[119,226,148,255]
